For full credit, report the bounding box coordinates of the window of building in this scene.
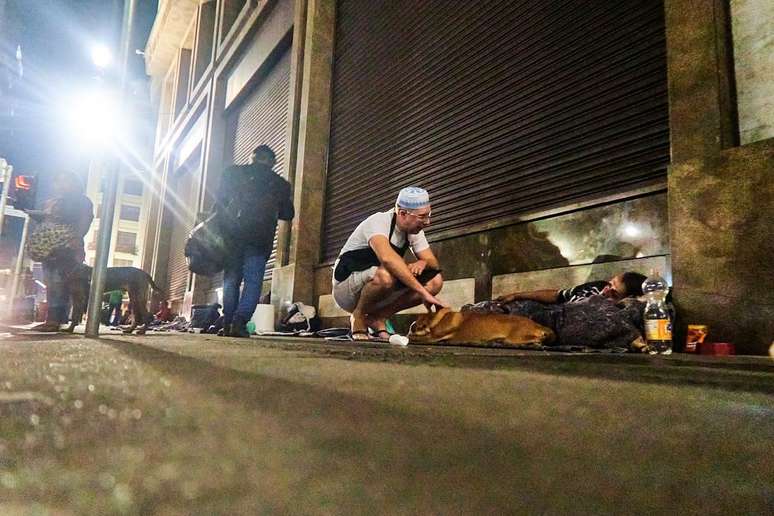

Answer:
[115,231,137,254]
[112,259,134,267]
[220,0,248,44]
[87,230,98,251]
[120,204,141,222]
[192,2,216,88]
[157,68,176,144]
[173,48,192,119]
[123,180,143,196]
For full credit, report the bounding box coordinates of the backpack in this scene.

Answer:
[278,302,320,333]
[185,213,226,276]
[27,222,75,262]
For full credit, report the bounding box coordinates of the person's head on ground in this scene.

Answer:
[249,145,277,169]
[603,271,647,300]
[395,187,431,234]
[53,171,85,196]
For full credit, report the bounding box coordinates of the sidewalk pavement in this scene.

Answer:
[0,329,772,514]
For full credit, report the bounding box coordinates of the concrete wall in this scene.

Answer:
[730,0,774,144]
[666,0,774,354]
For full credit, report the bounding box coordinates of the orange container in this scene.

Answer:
[685,324,708,353]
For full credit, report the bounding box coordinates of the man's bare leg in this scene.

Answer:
[367,274,444,332]
[350,268,401,340]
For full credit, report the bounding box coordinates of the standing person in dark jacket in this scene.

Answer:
[26,171,94,331]
[215,144,294,337]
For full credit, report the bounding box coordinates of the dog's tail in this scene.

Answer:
[144,271,166,297]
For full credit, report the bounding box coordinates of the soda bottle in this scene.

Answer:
[642,270,673,354]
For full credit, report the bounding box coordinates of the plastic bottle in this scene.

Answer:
[389,334,409,346]
[641,270,673,354]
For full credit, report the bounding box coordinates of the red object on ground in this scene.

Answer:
[699,342,735,356]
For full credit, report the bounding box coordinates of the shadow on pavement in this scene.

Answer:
[106,333,774,396]
[97,337,564,513]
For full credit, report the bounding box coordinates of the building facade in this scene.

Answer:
[142,0,774,354]
[83,171,151,269]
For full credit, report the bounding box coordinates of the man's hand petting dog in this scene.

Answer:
[422,291,448,311]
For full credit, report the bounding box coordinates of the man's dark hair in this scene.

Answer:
[252,145,276,163]
[621,271,647,297]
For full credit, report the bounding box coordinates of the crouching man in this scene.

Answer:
[332,187,447,341]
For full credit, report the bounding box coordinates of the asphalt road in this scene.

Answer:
[1,330,772,515]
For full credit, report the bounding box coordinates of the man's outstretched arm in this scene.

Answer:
[370,235,446,308]
[495,289,561,304]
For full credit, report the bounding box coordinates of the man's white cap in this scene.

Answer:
[396,187,430,209]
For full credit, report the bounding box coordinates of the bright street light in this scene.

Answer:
[91,44,112,69]
[62,89,123,148]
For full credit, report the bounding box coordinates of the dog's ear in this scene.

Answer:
[428,307,451,328]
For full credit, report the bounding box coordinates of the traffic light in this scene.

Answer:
[11,174,37,210]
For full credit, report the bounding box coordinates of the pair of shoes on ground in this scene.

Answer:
[219,317,251,338]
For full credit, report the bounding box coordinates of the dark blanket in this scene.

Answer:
[462,296,645,351]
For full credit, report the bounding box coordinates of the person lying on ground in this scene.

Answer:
[332,187,447,341]
[154,301,173,323]
[494,271,647,305]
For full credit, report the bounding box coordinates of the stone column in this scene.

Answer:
[275,0,309,268]
[191,78,227,305]
[271,0,336,310]
[665,0,774,354]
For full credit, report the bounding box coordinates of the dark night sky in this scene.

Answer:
[0,0,158,194]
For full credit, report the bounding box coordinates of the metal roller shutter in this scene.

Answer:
[223,47,291,280]
[166,160,200,300]
[323,0,670,260]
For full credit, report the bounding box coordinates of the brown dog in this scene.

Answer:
[65,264,164,335]
[409,307,555,347]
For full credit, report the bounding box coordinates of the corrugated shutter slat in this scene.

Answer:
[166,160,200,300]
[222,47,291,281]
[323,0,670,259]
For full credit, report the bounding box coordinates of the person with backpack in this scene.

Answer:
[25,171,93,332]
[214,145,294,337]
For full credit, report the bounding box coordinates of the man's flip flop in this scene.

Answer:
[350,330,371,341]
